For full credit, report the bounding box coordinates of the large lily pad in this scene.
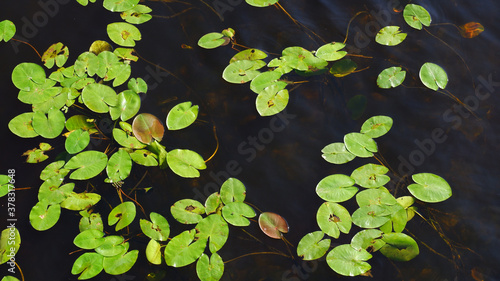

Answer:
[106,149,132,183]
[65,129,90,154]
[140,212,170,241]
[171,199,205,224]
[121,5,152,24]
[71,252,104,280]
[344,133,377,157]
[258,212,289,239]
[8,112,39,138]
[132,113,164,144]
[109,90,141,121]
[0,228,21,264]
[350,164,390,188]
[146,239,162,265]
[222,60,265,84]
[0,20,16,42]
[65,151,108,180]
[60,192,101,211]
[377,67,406,89]
[350,229,385,252]
[379,233,419,261]
[407,173,452,203]
[220,177,246,204]
[355,188,397,207]
[297,231,331,260]
[255,85,289,116]
[29,201,61,231]
[195,214,229,253]
[316,202,352,238]
[32,107,65,139]
[315,174,358,203]
[166,101,199,130]
[326,244,372,276]
[167,149,206,178]
[73,229,105,249]
[375,26,407,46]
[108,201,136,231]
[419,63,448,91]
[403,4,431,30]
[107,22,141,47]
[352,205,391,228]
[11,62,46,91]
[103,250,138,275]
[196,253,224,281]
[360,115,393,138]
[321,142,356,164]
[82,83,117,113]
[164,229,206,267]
[315,42,347,61]
[221,202,255,227]
[230,48,267,63]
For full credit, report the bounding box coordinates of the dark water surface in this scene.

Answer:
[1,0,499,280]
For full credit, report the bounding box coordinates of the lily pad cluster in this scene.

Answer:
[298,116,452,276]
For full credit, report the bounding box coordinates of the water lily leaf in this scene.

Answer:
[166,101,199,130]
[268,58,294,75]
[315,42,347,61]
[42,42,69,69]
[379,233,419,261]
[106,149,132,183]
[297,231,331,260]
[407,173,452,203]
[40,160,69,180]
[112,128,147,149]
[105,61,131,87]
[255,84,289,116]
[0,175,13,197]
[107,22,141,47]
[167,149,206,178]
[222,60,265,84]
[8,112,38,138]
[114,48,138,61]
[103,0,139,12]
[164,229,206,267]
[350,229,385,252]
[108,201,136,231]
[89,40,113,55]
[329,59,357,77]
[403,4,431,30]
[65,129,90,154]
[321,142,356,164]
[360,115,393,138]
[65,151,108,180]
[198,32,229,49]
[130,149,158,166]
[127,77,147,94]
[230,48,267,63]
[38,180,74,205]
[419,62,448,91]
[326,244,372,276]
[221,202,255,227]
[74,229,105,250]
[195,214,229,253]
[375,26,407,46]
[140,212,170,241]
[32,90,68,113]
[146,239,162,265]
[344,133,377,157]
[245,0,279,7]
[459,22,484,39]
[121,4,152,24]
[32,107,65,139]
[221,28,235,38]
[205,192,223,215]
[350,164,390,188]
[95,236,126,257]
[258,212,289,239]
[356,188,397,207]
[250,71,286,94]
[60,192,101,211]
[316,174,358,203]
[71,252,104,280]
[0,20,16,42]
[132,113,164,144]
[103,249,138,275]
[82,83,117,113]
[109,90,141,121]
[280,47,315,71]
[352,205,391,228]
[18,79,61,105]
[66,115,95,132]
[171,199,205,224]
[79,212,103,232]
[220,177,246,204]
[22,144,51,163]
[377,67,406,89]
[396,196,415,209]
[196,253,224,281]
[0,228,20,264]
[317,202,351,238]
[380,205,407,233]
[12,62,46,91]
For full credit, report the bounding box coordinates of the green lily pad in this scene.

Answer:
[71,252,104,280]
[396,196,415,209]
[220,177,246,204]
[329,59,357,77]
[40,160,69,180]
[95,236,127,257]
[344,133,377,158]
[245,0,278,7]
[89,40,113,55]
[249,71,285,94]
[198,32,229,49]
[315,174,358,203]
[29,201,61,231]
[350,164,390,188]
[103,0,139,12]
[316,202,352,238]
[403,4,431,30]
[205,192,223,215]
[0,228,21,264]
[109,90,141,121]
[167,149,206,178]
[0,20,16,42]
[65,129,90,154]
[132,113,165,144]
[195,214,229,253]
[407,173,452,203]
[11,62,46,91]
[221,202,256,227]
[42,42,69,69]
[380,204,407,233]
[377,67,406,89]
[8,112,39,138]
[22,143,51,163]
[350,229,385,252]
[105,61,131,87]
[32,107,65,139]
[230,48,267,63]
[258,212,289,239]
[326,244,372,277]
[79,212,103,232]
[222,60,265,84]
[360,115,393,138]
[140,212,170,241]
[127,77,147,94]
[268,58,294,75]
[255,85,289,116]
[379,233,419,261]
[355,188,397,207]
[32,90,68,113]
[65,115,95,132]
[18,80,61,105]
[60,192,101,211]
[171,199,205,224]
[65,151,108,180]
[103,249,138,275]
[315,42,347,61]
[114,48,138,61]
[82,83,118,113]
[38,180,74,205]
[196,253,224,281]
[108,201,136,231]
[375,26,407,46]
[121,4,152,24]
[419,62,448,91]
[164,229,206,267]
[0,175,13,197]
[106,149,132,183]
[321,142,356,164]
[146,239,162,265]
[166,101,199,130]
[130,149,158,166]
[297,231,331,260]
[73,229,105,249]
[351,205,391,228]
[107,22,141,47]
[112,128,147,149]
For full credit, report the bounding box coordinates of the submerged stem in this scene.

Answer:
[205,125,219,163]
[11,38,42,59]
[224,251,290,264]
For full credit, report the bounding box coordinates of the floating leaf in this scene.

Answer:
[89,40,113,55]
[379,233,419,261]
[40,160,68,180]
[329,59,357,77]
[74,229,105,249]
[407,173,452,203]
[220,177,246,204]
[146,239,162,265]
[103,0,139,12]
[198,32,229,49]
[79,212,103,232]
[132,113,164,144]
[360,115,393,138]
[140,212,170,241]
[107,22,141,47]
[205,192,223,215]
[41,42,69,69]
[103,250,138,275]
[230,48,267,63]
[65,115,95,132]
[65,151,108,180]
[38,180,74,205]
[344,133,377,158]
[121,4,152,24]
[18,79,61,105]
[112,128,147,149]
[249,71,285,94]
[29,201,61,231]
[109,90,141,121]
[326,244,372,276]
[316,202,352,238]
[459,22,484,38]
[106,149,132,183]
[315,174,358,203]
[403,4,431,30]
[375,26,407,46]
[258,212,289,239]
[95,236,127,257]
[82,83,117,113]
[350,229,385,252]
[32,107,65,139]
[221,202,255,227]
[245,0,279,7]
[60,192,101,211]
[315,42,347,61]
[352,205,391,228]
[419,62,448,91]
[167,149,206,178]
[195,214,229,253]
[297,231,331,260]
[356,188,397,207]
[196,253,224,281]
[171,199,205,224]
[11,62,46,91]
[114,48,138,61]
[130,149,158,166]
[350,164,390,188]
[222,60,265,84]
[0,20,16,42]
[22,143,52,163]
[8,112,38,138]
[0,228,21,264]
[71,252,104,280]
[128,77,147,94]
[65,129,90,154]
[108,201,136,231]
[166,101,199,130]
[164,229,206,267]
[0,175,13,197]
[321,142,356,164]
[255,85,289,116]
[268,58,293,75]
[377,67,406,89]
